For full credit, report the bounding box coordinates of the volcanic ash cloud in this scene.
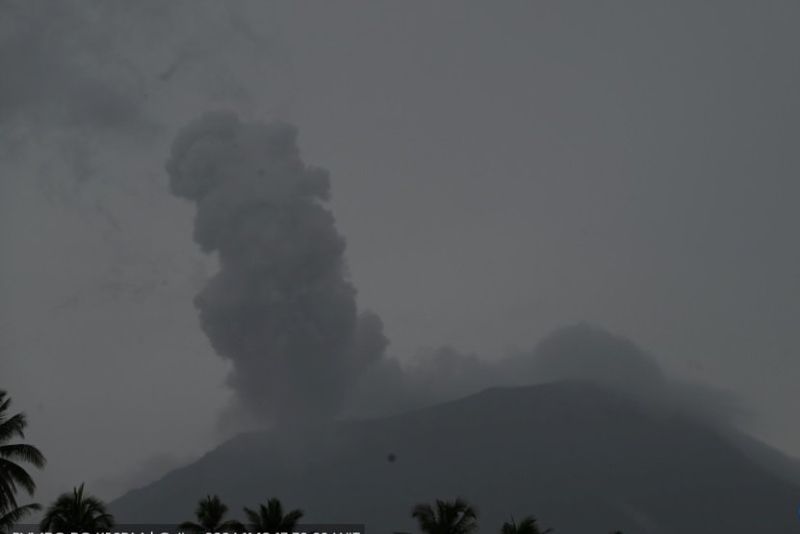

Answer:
[167,111,387,423]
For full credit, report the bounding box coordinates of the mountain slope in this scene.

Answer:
[111,382,800,533]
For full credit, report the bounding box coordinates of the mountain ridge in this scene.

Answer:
[111,381,800,533]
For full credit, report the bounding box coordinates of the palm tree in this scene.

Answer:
[244,498,303,532]
[500,516,552,534]
[0,390,46,533]
[1,503,42,534]
[412,498,478,534]
[39,483,114,532]
[181,495,243,533]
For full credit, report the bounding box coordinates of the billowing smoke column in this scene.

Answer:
[167,111,387,423]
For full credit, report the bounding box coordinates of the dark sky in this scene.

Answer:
[1,0,798,505]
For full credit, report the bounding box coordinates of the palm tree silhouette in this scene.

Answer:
[500,516,552,534]
[0,390,46,533]
[244,498,303,532]
[181,495,244,533]
[1,503,42,534]
[39,483,114,532]
[412,498,478,534]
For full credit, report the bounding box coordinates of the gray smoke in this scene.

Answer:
[505,323,667,392]
[345,323,743,427]
[167,110,387,424]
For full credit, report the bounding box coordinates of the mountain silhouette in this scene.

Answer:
[111,381,800,533]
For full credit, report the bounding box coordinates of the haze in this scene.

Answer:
[1,0,798,508]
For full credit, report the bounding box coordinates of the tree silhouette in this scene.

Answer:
[0,390,46,533]
[39,483,113,532]
[181,495,244,533]
[500,516,552,534]
[1,503,41,534]
[244,498,303,532]
[412,498,478,534]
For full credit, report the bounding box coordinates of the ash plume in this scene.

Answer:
[167,111,387,424]
[345,323,743,428]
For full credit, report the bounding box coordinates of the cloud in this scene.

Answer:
[0,1,155,147]
[0,0,286,180]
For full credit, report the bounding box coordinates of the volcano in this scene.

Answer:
[111,381,800,533]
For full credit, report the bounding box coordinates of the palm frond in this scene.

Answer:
[0,414,26,443]
[0,444,46,468]
[39,483,114,531]
[0,459,36,495]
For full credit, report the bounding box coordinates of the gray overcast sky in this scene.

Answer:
[1,0,799,505]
